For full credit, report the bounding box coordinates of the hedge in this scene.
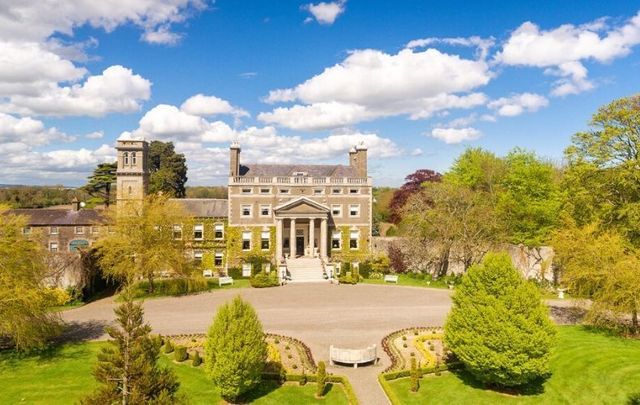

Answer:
[250,271,280,288]
[262,373,358,404]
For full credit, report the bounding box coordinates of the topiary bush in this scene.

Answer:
[174,346,188,362]
[228,267,242,279]
[192,351,202,367]
[410,357,420,392]
[628,392,640,405]
[250,271,279,288]
[445,252,556,388]
[316,361,326,398]
[164,340,174,354]
[359,262,372,279]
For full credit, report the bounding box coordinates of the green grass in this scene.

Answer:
[0,342,349,404]
[126,278,252,301]
[361,274,453,289]
[386,326,640,404]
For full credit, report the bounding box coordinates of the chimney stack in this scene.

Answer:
[230,141,241,177]
[348,143,368,177]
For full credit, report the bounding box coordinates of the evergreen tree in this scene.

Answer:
[316,361,326,398]
[444,252,556,387]
[148,141,188,198]
[82,162,117,207]
[409,357,420,392]
[82,292,181,404]
[204,296,267,402]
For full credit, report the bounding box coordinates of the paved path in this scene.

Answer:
[62,283,454,405]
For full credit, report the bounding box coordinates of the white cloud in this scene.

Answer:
[496,12,640,95]
[303,1,346,25]
[405,36,495,60]
[429,127,481,144]
[180,94,249,118]
[0,112,75,145]
[85,131,104,139]
[488,92,549,116]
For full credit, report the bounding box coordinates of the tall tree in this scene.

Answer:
[82,162,117,207]
[96,195,190,293]
[82,291,182,404]
[389,169,441,223]
[444,147,505,194]
[204,296,267,402]
[0,207,61,350]
[551,221,640,333]
[564,94,640,245]
[149,141,188,198]
[445,253,556,387]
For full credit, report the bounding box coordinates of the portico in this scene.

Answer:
[274,197,329,261]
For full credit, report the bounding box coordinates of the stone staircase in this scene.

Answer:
[286,257,327,283]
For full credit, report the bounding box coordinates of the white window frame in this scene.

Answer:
[75,226,84,235]
[350,230,360,250]
[173,224,183,240]
[313,189,324,195]
[49,242,58,252]
[331,231,342,250]
[123,151,129,165]
[214,252,224,267]
[332,188,342,194]
[241,187,252,194]
[261,230,270,250]
[50,226,59,235]
[331,204,342,217]
[90,226,99,235]
[193,250,203,263]
[214,223,224,240]
[349,204,360,218]
[279,188,290,194]
[259,204,271,217]
[260,188,271,194]
[242,231,252,251]
[241,204,252,217]
[193,223,204,240]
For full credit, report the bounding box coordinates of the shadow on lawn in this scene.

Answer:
[56,320,109,344]
[451,369,546,397]
[237,380,281,403]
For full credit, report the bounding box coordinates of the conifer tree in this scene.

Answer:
[410,357,420,392]
[316,361,326,398]
[445,252,556,387]
[204,296,267,402]
[82,292,181,404]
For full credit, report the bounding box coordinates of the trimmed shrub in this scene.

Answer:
[316,361,326,398]
[132,276,209,298]
[338,274,358,284]
[359,262,372,279]
[445,252,556,387]
[192,351,202,367]
[174,346,188,362]
[250,271,279,288]
[410,357,420,392]
[628,392,640,405]
[228,267,242,279]
[164,340,174,354]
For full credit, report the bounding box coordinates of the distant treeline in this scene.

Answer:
[185,186,228,199]
[0,186,89,208]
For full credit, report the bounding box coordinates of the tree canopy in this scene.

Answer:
[149,141,188,198]
[389,169,442,224]
[82,162,117,207]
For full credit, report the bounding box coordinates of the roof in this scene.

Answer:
[6,209,106,226]
[172,198,228,218]
[240,164,358,178]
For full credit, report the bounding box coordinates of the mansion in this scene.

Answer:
[11,139,373,284]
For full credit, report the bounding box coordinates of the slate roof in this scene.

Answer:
[172,198,228,218]
[239,164,358,178]
[6,208,106,226]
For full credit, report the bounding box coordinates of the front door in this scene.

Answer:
[296,236,305,257]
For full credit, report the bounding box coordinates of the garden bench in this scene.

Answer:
[329,344,377,368]
[202,269,214,278]
[218,276,234,286]
[384,274,399,283]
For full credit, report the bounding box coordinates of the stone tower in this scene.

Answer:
[349,143,368,177]
[116,139,149,207]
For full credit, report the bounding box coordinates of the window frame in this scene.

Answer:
[214,252,224,267]
[74,226,84,235]
[331,230,342,250]
[242,231,252,251]
[241,187,252,194]
[173,224,183,240]
[241,204,252,217]
[50,226,59,235]
[193,223,204,241]
[49,242,58,252]
[214,223,224,240]
[349,230,360,250]
[349,204,360,218]
[259,204,271,217]
[331,204,342,217]
[331,188,342,194]
[261,230,270,250]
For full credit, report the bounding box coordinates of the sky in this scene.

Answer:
[1,1,639,187]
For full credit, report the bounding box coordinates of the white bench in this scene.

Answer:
[218,276,234,286]
[329,344,377,368]
[384,274,398,283]
[202,269,214,278]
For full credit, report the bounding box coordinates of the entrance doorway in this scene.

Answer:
[296,236,305,257]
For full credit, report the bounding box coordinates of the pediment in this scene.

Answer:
[274,197,329,215]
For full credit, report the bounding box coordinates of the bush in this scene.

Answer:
[369,271,384,279]
[174,346,188,362]
[131,276,209,298]
[250,271,279,288]
[388,243,407,273]
[205,296,267,402]
[228,267,242,279]
[628,392,640,405]
[444,252,556,387]
[359,262,372,279]
[192,351,202,367]
[316,361,326,398]
[164,340,174,354]
[338,274,358,284]
[410,357,420,392]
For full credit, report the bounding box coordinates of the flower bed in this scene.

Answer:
[380,326,446,373]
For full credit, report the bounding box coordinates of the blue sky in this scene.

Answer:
[1,1,639,187]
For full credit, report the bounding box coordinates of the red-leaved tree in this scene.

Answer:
[389,169,442,223]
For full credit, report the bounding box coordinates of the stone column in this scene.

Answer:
[309,218,315,257]
[320,217,327,259]
[275,218,283,262]
[290,218,296,258]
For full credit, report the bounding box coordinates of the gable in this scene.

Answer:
[274,197,329,215]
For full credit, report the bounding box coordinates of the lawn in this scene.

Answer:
[361,274,454,289]
[385,326,640,404]
[0,342,349,404]
[128,278,252,300]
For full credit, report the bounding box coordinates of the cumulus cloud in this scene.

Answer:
[261,47,491,130]
[405,36,495,60]
[303,1,346,25]
[0,112,75,145]
[488,92,549,116]
[429,127,482,144]
[180,94,249,119]
[496,12,640,95]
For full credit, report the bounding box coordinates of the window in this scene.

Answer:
[241,204,252,217]
[91,226,99,235]
[131,152,137,165]
[194,251,203,263]
[49,242,58,252]
[193,224,204,240]
[173,225,182,240]
[242,231,252,251]
[350,230,360,249]
[241,188,252,194]
[349,188,359,194]
[260,188,271,194]
[214,223,224,240]
[331,204,342,217]
[123,151,129,165]
[214,252,224,267]
[260,205,271,217]
[75,226,84,235]
[284,238,290,249]
[313,189,323,195]
[279,188,290,194]
[261,231,270,250]
[349,204,360,218]
[293,171,307,176]
[332,188,342,194]
[22,227,31,235]
[331,231,341,249]
[50,226,59,235]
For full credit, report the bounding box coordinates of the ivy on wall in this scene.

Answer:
[329,225,370,263]
[226,226,276,268]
